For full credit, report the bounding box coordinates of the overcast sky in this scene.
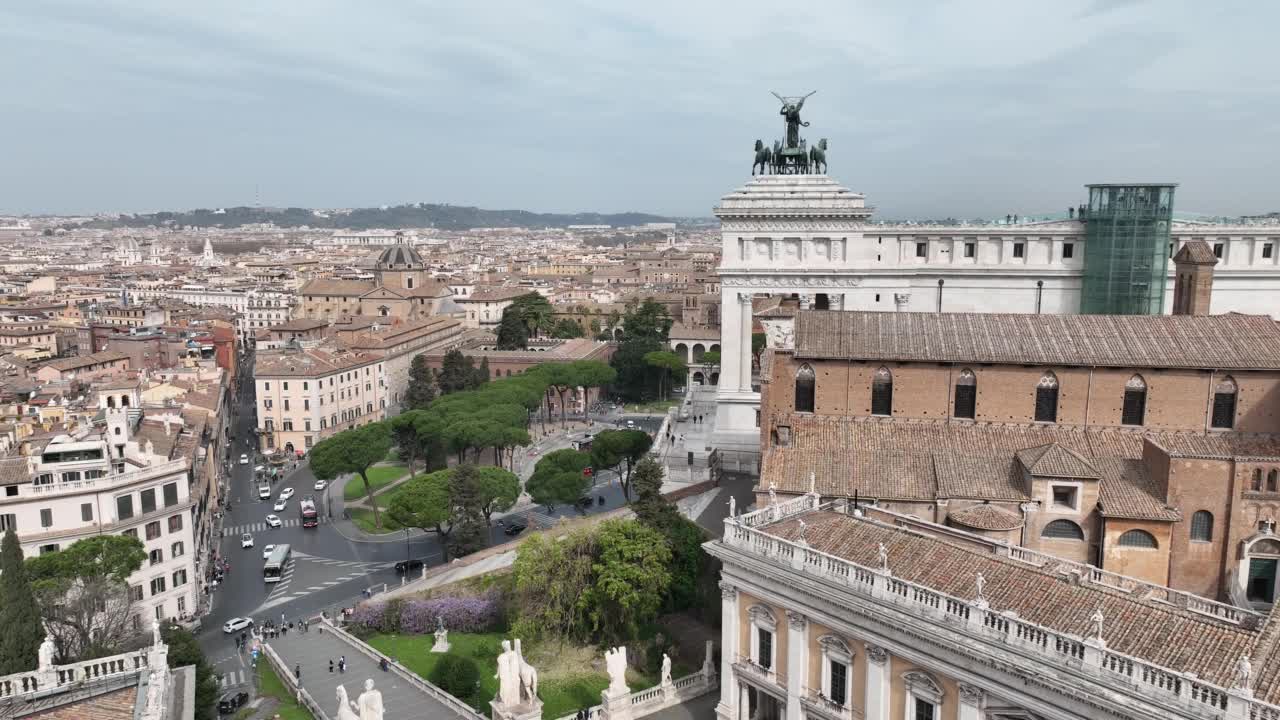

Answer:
[2,1,1278,220]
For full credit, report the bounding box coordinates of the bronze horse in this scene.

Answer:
[752,140,773,175]
[809,138,828,174]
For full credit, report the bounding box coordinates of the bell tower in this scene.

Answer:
[1171,239,1218,316]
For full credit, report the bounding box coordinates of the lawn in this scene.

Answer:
[366,632,658,719]
[348,506,404,535]
[256,660,315,720]
[342,463,410,501]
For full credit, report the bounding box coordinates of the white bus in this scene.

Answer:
[263,543,291,583]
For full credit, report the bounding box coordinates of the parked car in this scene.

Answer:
[240,533,254,549]
[222,617,253,634]
[218,691,250,714]
[265,514,282,528]
[394,558,425,574]
[502,518,527,536]
[261,544,275,560]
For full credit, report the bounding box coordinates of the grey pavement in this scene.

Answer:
[268,626,470,720]
[646,691,718,720]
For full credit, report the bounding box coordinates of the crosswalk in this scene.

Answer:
[226,516,327,534]
[265,561,297,600]
[220,668,247,688]
[293,551,395,571]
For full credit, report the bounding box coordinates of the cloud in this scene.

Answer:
[0,0,1276,217]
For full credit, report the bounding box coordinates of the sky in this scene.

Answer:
[2,0,1278,220]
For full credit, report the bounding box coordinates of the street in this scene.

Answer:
[198,357,658,691]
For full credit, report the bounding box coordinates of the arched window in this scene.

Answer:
[1122,374,1147,426]
[1253,469,1264,492]
[795,365,816,413]
[1212,376,1237,429]
[406,276,414,290]
[1190,511,1214,542]
[871,367,893,416]
[1118,529,1158,549]
[1269,469,1278,493]
[954,369,976,419]
[1035,372,1059,423]
[1041,519,1084,540]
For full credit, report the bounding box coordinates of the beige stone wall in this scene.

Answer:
[888,654,960,720]
[737,591,789,679]
[1165,454,1233,598]
[1100,519,1173,586]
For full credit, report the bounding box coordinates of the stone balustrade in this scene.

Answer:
[551,668,718,720]
[0,648,150,700]
[723,498,1280,720]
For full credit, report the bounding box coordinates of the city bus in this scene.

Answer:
[299,498,318,528]
[263,543,291,583]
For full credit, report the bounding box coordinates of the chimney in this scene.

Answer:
[1171,240,1218,316]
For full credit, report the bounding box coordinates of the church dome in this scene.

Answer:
[375,242,424,270]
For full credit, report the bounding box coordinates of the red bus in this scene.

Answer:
[300,498,318,528]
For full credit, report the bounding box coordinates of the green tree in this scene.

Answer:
[25,535,146,660]
[700,351,720,366]
[571,360,617,423]
[550,318,585,339]
[476,357,491,388]
[582,519,672,643]
[629,457,709,615]
[0,529,43,674]
[310,422,393,529]
[404,355,437,410]
[643,350,687,401]
[390,410,429,476]
[511,529,596,642]
[590,429,653,500]
[509,293,554,339]
[437,349,480,395]
[541,363,579,426]
[161,624,220,720]
[621,298,674,344]
[610,299,674,401]
[449,465,487,557]
[387,469,454,547]
[474,466,520,526]
[751,332,767,370]
[526,448,591,509]
[496,310,529,350]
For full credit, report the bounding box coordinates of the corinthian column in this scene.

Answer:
[864,644,890,720]
[785,611,807,720]
[715,582,739,720]
[957,683,984,720]
[738,293,753,392]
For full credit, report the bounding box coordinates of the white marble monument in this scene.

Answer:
[492,639,542,720]
[358,678,384,720]
[431,616,450,653]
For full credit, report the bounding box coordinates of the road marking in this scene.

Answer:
[305,586,326,591]
[322,581,342,585]
[220,669,245,688]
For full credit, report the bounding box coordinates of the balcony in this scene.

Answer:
[731,656,785,694]
[800,687,862,720]
[20,460,189,500]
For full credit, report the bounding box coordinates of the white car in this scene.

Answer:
[265,514,282,528]
[222,617,253,634]
[279,487,295,501]
[261,544,275,560]
[240,533,254,549]
[239,454,249,465]
[313,479,327,491]
[273,498,288,512]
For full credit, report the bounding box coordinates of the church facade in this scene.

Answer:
[296,241,455,322]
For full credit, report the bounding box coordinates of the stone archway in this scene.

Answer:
[711,372,720,385]
[284,442,295,456]
[693,343,706,363]
[693,371,705,385]
[675,343,689,363]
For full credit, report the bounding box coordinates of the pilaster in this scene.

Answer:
[864,644,890,720]
[737,292,753,392]
[716,582,739,720]
[957,683,984,720]
[785,611,807,720]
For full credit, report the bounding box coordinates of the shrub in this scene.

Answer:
[350,601,392,632]
[430,653,479,700]
[400,595,503,634]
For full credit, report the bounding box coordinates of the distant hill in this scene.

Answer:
[76,203,688,231]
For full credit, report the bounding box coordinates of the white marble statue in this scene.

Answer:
[808,472,816,496]
[496,640,521,706]
[357,678,384,720]
[604,646,629,696]
[1236,653,1253,690]
[974,572,986,602]
[153,621,164,647]
[335,686,361,720]
[1090,608,1104,642]
[768,482,777,507]
[514,639,539,703]
[660,654,672,686]
[728,496,736,518]
[38,633,56,670]
[431,616,450,653]
[877,543,888,571]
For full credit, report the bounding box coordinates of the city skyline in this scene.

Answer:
[2,1,1279,219]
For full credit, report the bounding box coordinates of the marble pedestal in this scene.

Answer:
[491,699,543,720]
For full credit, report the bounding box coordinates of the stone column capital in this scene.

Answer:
[958,683,984,706]
[738,292,754,306]
[865,644,889,665]
[785,610,807,631]
[719,581,738,600]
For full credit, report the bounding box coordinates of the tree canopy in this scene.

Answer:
[496,310,530,350]
[582,519,672,643]
[162,624,220,720]
[473,466,521,525]
[437,349,488,395]
[643,350,687,401]
[0,529,43,674]
[610,298,674,401]
[310,422,393,528]
[404,354,437,410]
[507,293,555,339]
[590,429,653,500]
[387,469,453,543]
[550,318,586,339]
[526,448,592,509]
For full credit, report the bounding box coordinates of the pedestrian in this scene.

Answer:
[329,659,334,673]
[339,656,346,673]
[294,664,301,682]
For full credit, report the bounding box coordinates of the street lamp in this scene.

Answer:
[403,528,411,565]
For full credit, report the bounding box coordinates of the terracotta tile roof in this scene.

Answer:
[933,454,1027,500]
[26,684,137,720]
[42,351,130,372]
[1093,457,1181,521]
[764,511,1254,690]
[1173,239,1219,265]
[946,503,1024,531]
[0,456,31,486]
[793,310,1280,369]
[1016,443,1100,479]
[298,278,375,296]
